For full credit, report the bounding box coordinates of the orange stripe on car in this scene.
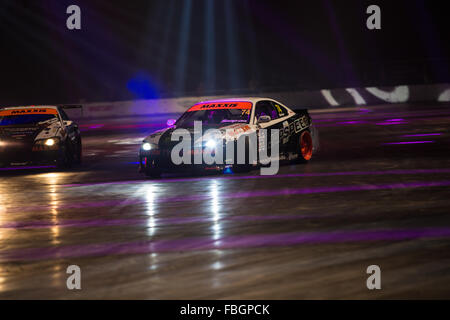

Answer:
[0,108,58,116]
[187,101,252,112]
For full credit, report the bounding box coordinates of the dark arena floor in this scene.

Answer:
[1,102,450,299]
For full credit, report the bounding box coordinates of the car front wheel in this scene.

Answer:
[56,142,74,169]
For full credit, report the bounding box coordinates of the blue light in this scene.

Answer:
[127,72,160,99]
[224,167,234,174]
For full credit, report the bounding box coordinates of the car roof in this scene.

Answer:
[0,105,59,110]
[198,97,277,105]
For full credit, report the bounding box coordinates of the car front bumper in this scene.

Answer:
[139,148,230,174]
[0,145,61,167]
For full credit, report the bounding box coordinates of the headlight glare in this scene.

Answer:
[142,142,152,151]
[205,139,216,149]
[44,138,55,146]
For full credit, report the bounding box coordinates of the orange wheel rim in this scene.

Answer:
[300,131,313,160]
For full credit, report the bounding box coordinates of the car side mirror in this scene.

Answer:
[257,115,271,124]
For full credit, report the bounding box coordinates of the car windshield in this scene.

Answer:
[0,114,58,126]
[176,102,252,128]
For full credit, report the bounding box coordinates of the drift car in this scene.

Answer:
[0,105,82,168]
[139,97,318,177]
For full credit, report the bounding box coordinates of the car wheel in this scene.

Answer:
[232,136,254,173]
[57,142,74,169]
[144,157,161,178]
[145,168,161,178]
[296,130,313,163]
[74,137,82,165]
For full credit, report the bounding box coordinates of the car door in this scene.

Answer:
[272,101,293,151]
[253,100,284,159]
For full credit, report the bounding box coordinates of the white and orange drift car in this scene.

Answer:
[139,97,319,177]
[0,105,82,168]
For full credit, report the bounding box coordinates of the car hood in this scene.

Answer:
[0,122,61,143]
[143,123,255,148]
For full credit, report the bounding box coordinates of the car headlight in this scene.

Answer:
[205,139,217,149]
[34,138,60,148]
[142,142,152,151]
[45,138,55,146]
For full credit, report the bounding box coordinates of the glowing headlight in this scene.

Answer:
[44,138,55,146]
[205,139,216,149]
[142,142,152,151]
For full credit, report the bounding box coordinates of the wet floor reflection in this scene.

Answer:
[144,184,157,237]
[210,180,222,242]
[0,185,6,219]
[149,253,158,271]
[41,173,61,246]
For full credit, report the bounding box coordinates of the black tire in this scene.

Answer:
[232,136,254,173]
[145,168,161,178]
[144,157,161,178]
[74,137,82,165]
[57,142,74,169]
[233,164,252,173]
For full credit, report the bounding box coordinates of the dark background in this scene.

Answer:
[0,0,449,105]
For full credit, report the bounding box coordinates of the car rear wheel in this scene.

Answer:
[296,130,313,163]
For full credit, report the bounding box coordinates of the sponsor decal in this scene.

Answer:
[169,121,280,175]
[224,125,252,138]
[280,116,310,139]
[187,101,252,112]
[274,103,288,117]
[274,104,282,113]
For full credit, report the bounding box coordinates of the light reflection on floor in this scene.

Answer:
[0,102,449,298]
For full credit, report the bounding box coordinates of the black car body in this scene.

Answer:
[0,105,82,168]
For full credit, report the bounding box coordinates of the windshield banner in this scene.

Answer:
[187,102,252,112]
[0,108,58,116]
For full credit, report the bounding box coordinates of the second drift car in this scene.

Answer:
[0,105,82,169]
[139,97,319,177]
